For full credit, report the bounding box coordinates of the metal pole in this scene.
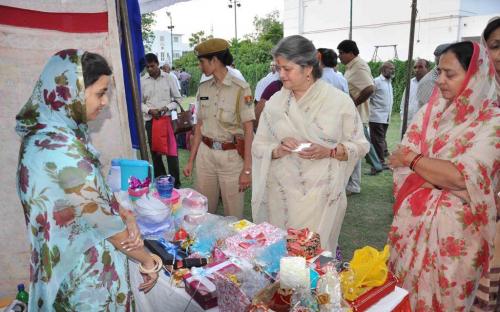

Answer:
[169,19,174,66]
[118,0,149,160]
[349,0,353,40]
[401,0,417,138]
[234,1,238,41]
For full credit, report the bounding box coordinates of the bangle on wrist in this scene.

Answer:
[139,254,163,274]
[409,153,424,171]
[330,148,336,158]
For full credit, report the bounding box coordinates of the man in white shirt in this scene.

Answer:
[141,53,182,187]
[370,62,395,168]
[254,61,279,101]
[161,63,181,93]
[318,48,349,93]
[400,58,429,126]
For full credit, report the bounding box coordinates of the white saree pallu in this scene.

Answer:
[252,79,369,251]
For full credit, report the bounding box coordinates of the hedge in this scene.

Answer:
[184,60,426,113]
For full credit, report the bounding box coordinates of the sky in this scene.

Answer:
[153,0,284,43]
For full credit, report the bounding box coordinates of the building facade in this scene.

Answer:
[284,0,500,61]
[149,30,191,65]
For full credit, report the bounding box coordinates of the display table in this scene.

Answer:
[130,260,218,312]
[130,260,410,312]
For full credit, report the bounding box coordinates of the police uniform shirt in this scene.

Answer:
[196,71,255,142]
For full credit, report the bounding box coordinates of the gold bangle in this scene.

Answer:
[139,254,163,274]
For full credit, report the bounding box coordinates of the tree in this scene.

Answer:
[141,13,156,52]
[253,10,283,45]
[188,30,214,48]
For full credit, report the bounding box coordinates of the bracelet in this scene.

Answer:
[409,153,424,171]
[139,254,163,274]
[330,148,336,158]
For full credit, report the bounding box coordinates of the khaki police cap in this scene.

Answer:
[194,38,229,57]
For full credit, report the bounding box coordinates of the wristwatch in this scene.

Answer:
[243,169,251,175]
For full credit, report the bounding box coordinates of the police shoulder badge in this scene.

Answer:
[244,95,253,105]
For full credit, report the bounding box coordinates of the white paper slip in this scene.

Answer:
[292,142,311,152]
[171,110,178,120]
[366,286,409,312]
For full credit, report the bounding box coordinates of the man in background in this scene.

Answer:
[179,68,191,97]
[416,43,451,109]
[338,39,383,194]
[369,61,395,168]
[141,53,182,188]
[254,61,279,103]
[401,58,429,126]
[318,48,349,93]
[161,63,181,94]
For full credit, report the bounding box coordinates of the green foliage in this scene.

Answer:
[188,30,214,48]
[174,51,198,69]
[253,10,283,45]
[173,10,283,96]
[141,13,156,52]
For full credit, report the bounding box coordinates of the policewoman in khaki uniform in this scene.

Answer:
[183,38,255,218]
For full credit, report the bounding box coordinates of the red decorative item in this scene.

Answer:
[286,228,322,259]
[174,228,188,241]
[392,293,411,312]
[183,260,241,310]
[347,272,399,312]
[239,232,267,249]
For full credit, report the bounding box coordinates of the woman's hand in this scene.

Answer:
[388,145,415,169]
[298,143,331,160]
[239,170,251,192]
[120,211,143,251]
[183,161,193,177]
[280,137,301,152]
[139,258,159,293]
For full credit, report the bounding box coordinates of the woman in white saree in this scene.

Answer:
[252,35,369,251]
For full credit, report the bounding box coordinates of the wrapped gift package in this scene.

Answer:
[223,222,286,260]
[183,260,241,310]
[213,274,252,312]
[144,239,188,268]
[286,228,321,259]
[346,272,398,312]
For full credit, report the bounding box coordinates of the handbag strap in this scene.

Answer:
[175,101,186,113]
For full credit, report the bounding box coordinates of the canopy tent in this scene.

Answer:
[0,0,187,297]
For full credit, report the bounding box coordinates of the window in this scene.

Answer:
[160,36,165,42]
[173,36,179,43]
[161,46,164,50]
[174,52,180,59]
[160,52,165,61]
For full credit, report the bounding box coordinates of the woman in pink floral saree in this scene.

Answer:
[387,42,499,311]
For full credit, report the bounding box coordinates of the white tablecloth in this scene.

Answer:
[130,261,218,312]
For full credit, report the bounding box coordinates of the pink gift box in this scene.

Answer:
[183,260,241,310]
[223,222,286,260]
[213,274,251,312]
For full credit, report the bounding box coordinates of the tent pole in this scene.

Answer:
[401,0,417,139]
[119,0,149,160]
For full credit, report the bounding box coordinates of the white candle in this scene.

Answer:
[280,256,310,289]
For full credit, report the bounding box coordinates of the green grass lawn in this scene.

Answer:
[176,97,401,260]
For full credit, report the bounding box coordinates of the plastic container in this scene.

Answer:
[180,188,208,216]
[155,175,175,198]
[107,159,122,193]
[119,159,153,191]
[134,194,172,237]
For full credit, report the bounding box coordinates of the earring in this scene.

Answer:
[307,75,311,81]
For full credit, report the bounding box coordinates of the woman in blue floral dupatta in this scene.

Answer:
[16,50,160,311]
